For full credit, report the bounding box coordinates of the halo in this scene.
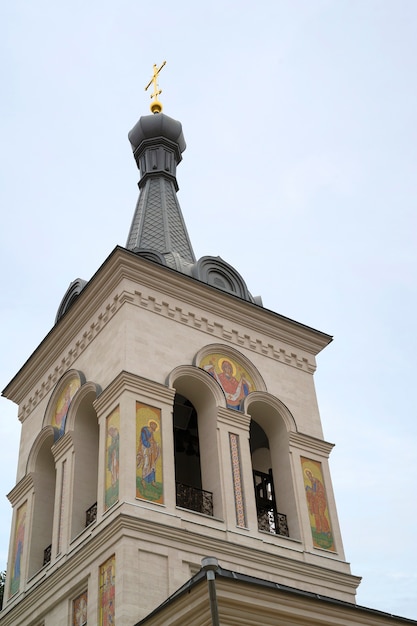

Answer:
[304,468,314,479]
[218,358,237,377]
[148,419,159,432]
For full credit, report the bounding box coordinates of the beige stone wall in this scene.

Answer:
[1,250,357,626]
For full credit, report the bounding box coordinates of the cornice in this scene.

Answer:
[214,578,397,626]
[7,473,34,506]
[93,370,176,416]
[115,510,357,589]
[0,509,361,626]
[111,249,332,351]
[133,574,414,626]
[3,248,331,418]
[289,432,335,457]
[51,431,74,461]
[217,406,251,431]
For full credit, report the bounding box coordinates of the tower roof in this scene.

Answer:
[125,108,262,305]
[55,80,262,325]
[126,112,196,271]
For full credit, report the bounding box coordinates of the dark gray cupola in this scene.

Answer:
[126,109,262,306]
[56,81,262,324]
[126,112,196,273]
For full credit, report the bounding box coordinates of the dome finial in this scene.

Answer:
[145,61,166,114]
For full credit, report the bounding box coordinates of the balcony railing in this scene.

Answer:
[257,506,289,537]
[43,544,52,566]
[85,502,97,527]
[253,469,289,537]
[176,482,213,516]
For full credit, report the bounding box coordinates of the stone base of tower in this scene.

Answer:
[0,508,360,626]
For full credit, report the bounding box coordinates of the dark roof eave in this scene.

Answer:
[134,565,417,625]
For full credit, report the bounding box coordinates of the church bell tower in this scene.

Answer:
[1,65,362,626]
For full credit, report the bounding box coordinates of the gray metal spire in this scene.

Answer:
[126,112,196,271]
[126,108,262,306]
[55,105,261,328]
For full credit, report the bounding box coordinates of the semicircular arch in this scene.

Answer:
[43,369,86,436]
[168,364,226,411]
[195,343,266,392]
[65,381,101,433]
[26,425,55,475]
[244,391,297,434]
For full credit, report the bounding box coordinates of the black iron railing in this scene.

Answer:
[43,544,52,566]
[253,469,289,537]
[85,502,97,527]
[257,506,289,536]
[176,482,213,516]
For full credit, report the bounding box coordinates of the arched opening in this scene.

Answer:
[173,393,212,515]
[70,391,99,539]
[247,397,300,540]
[170,367,224,519]
[250,419,289,536]
[28,432,56,577]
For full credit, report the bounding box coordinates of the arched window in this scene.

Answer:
[250,419,289,536]
[247,394,300,540]
[173,393,211,515]
[69,387,100,539]
[28,430,56,578]
[169,366,225,520]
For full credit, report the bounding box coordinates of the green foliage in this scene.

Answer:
[0,570,5,610]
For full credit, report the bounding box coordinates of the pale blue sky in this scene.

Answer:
[1,0,416,619]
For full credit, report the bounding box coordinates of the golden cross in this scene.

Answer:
[145,61,166,112]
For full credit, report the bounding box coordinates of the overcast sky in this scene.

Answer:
[1,0,416,619]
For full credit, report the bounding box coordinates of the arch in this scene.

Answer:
[43,369,85,440]
[26,426,56,475]
[244,392,300,540]
[244,392,297,434]
[27,427,56,577]
[193,256,253,302]
[65,382,101,432]
[168,365,224,519]
[66,382,101,539]
[168,364,226,410]
[132,248,167,266]
[195,344,267,395]
[55,278,87,324]
[172,393,205,512]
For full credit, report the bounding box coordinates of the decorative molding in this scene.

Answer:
[42,369,85,431]
[167,365,226,408]
[244,391,298,434]
[109,512,357,587]
[57,460,67,555]
[17,299,122,422]
[217,407,251,430]
[26,426,55,474]
[7,250,328,420]
[0,508,360,626]
[289,432,334,457]
[131,289,318,373]
[229,433,246,528]
[65,381,101,433]
[7,474,34,507]
[51,431,75,461]
[194,343,267,394]
[94,370,175,417]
